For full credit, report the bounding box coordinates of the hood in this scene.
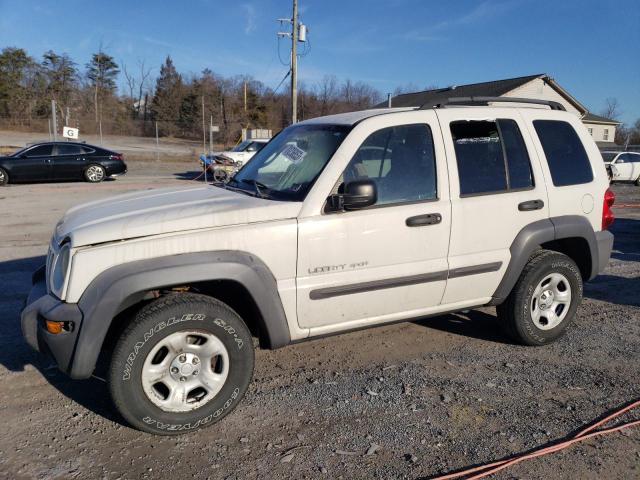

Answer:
[56,185,302,247]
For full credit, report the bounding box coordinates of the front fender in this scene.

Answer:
[70,251,290,379]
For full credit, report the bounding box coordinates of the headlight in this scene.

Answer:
[51,242,71,298]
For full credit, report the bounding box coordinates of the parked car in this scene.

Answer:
[601,151,640,185]
[201,139,269,168]
[22,98,614,435]
[0,141,127,186]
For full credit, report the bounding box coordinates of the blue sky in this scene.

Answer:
[1,0,638,124]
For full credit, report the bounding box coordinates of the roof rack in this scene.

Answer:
[418,96,566,111]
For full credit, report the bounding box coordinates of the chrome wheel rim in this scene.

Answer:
[86,165,104,182]
[0,170,5,183]
[530,273,572,330]
[141,330,230,412]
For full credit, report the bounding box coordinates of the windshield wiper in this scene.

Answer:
[240,179,271,199]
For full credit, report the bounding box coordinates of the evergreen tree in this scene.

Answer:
[151,56,183,135]
[86,50,119,121]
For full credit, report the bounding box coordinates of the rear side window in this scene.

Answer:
[450,119,534,196]
[55,144,83,155]
[533,120,593,186]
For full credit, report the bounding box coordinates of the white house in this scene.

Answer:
[381,74,620,145]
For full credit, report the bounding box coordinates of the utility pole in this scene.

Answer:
[51,99,58,141]
[291,0,298,124]
[202,96,206,154]
[278,0,307,125]
[243,80,248,112]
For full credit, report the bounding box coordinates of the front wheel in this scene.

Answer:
[0,167,8,186]
[497,250,583,346]
[84,164,106,183]
[109,293,254,435]
[635,176,640,186]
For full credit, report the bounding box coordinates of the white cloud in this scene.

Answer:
[403,0,521,42]
[242,4,257,35]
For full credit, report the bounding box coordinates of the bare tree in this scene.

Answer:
[600,97,621,120]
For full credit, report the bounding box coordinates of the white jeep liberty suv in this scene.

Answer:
[22,97,615,435]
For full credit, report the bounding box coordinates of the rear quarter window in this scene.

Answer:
[533,120,593,186]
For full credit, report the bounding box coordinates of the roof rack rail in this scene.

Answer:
[418,96,566,111]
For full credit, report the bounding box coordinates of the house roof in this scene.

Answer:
[377,74,547,108]
[377,73,594,115]
[582,112,621,125]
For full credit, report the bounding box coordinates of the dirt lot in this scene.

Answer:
[0,164,638,480]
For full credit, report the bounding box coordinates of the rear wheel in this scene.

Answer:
[0,168,8,186]
[109,293,254,435]
[497,250,582,346]
[84,164,105,183]
[635,175,640,186]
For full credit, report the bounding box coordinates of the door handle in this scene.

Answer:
[518,199,544,211]
[406,213,442,227]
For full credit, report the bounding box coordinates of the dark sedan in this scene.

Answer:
[0,142,127,186]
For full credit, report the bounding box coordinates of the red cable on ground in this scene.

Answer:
[428,399,640,480]
[614,204,640,208]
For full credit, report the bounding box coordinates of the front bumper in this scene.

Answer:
[21,265,83,374]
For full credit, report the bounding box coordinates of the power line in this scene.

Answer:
[272,70,291,94]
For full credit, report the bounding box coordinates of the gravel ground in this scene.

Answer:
[0,166,638,480]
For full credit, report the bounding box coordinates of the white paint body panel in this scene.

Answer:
[435,108,550,303]
[519,109,609,231]
[296,110,451,329]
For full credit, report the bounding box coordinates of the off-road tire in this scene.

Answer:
[84,164,106,183]
[496,250,583,346]
[0,168,8,186]
[109,293,254,435]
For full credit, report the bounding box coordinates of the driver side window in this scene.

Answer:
[26,145,53,157]
[336,124,437,206]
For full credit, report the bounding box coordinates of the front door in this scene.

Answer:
[296,112,451,334]
[10,144,53,181]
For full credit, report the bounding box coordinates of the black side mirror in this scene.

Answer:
[327,179,377,212]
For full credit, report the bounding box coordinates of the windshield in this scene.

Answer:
[229,124,351,201]
[601,152,617,162]
[232,141,252,152]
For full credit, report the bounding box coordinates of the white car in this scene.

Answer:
[602,151,640,185]
[211,139,269,166]
[22,97,614,435]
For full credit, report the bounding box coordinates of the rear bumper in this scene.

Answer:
[21,265,83,376]
[594,230,614,277]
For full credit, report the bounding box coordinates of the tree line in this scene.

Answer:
[0,46,384,145]
[1,46,638,146]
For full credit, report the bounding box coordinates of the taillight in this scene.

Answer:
[111,153,123,161]
[602,188,615,230]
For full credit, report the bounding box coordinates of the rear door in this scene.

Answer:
[436,108,550,304]
[10,144,53,181]
[52,143,86,180]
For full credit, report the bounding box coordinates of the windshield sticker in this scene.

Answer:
[281,143,307,164]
